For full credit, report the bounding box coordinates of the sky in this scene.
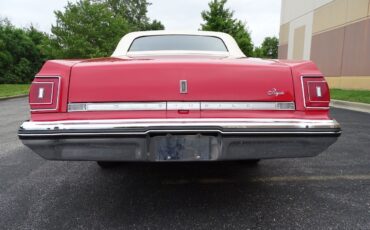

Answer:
[0,0,281,46]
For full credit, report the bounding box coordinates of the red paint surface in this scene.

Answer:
[68,58,294,103]
[30,57,332,121]
[30,110,331,122]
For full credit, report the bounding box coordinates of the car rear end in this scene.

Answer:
[18,57,341,162]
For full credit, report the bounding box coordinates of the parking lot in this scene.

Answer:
[1,97,370,229]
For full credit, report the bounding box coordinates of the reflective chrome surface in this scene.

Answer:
[201,102,295,110]
[180,80,187,94]
[68,102,167,112]
[19,118,341,161]
[68,102,296,112]
[19,118,341,137]
[267,88,285,96]
[167,102,200,110]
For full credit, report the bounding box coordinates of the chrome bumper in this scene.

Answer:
[18,119,341,161]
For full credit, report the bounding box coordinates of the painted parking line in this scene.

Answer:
[162,174,370,185]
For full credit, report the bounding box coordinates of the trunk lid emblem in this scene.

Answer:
[180,80,187,94]
[267,88,285,96]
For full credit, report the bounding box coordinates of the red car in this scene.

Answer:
[18,31,341,168]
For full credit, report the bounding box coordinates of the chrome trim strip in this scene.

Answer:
[69,102,167,112]
[167,102,200,110]
[68,102,296,112]
[19,131,340,137]
[201,102,295,110]
[86,102,167,111]
[19,118,341,136]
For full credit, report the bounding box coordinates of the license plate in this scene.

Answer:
[150,135,216,161]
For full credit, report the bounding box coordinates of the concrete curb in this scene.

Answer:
[330,99,370,114]
[0,94,28,101]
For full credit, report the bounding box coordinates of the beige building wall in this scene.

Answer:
[279,0,370,90]
[292,26,306,60]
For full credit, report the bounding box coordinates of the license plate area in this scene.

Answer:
[150,135,219,161]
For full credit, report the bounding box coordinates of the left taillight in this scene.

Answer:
[29,76,61,112]
[302,76,330,110]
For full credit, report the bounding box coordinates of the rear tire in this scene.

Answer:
[96,161,120,169]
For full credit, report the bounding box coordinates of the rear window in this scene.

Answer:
[128,35,228,52]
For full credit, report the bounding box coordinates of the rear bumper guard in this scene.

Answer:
[18,119,341,161]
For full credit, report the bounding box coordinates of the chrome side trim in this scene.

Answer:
[68,102,296,112]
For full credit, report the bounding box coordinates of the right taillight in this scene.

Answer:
[29,76,61,112]
[302,76,330,109]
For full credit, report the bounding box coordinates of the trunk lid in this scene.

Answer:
[68,57,294,103]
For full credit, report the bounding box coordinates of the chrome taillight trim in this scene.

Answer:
[30,76,61,112]
[68,102,296,112]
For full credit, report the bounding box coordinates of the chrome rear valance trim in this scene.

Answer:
[201,102,295,110]
[68,102,167,112]
[167,102,200,110]
[68,102,295,112]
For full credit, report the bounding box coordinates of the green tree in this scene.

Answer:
[26,25,52,67]
[51,0,130,58]
[201,0,254,56]
[100,0,164,30]
[51,0,164,58]
[253,46,263,58]
[0,19,50,83]
[254,36,278,58]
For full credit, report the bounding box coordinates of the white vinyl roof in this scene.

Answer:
[111,30,246,58]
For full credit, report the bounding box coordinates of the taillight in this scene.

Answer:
[29,76,61,112]
[302,76,330,109]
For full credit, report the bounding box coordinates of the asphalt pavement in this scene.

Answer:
[1,97,370,230]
